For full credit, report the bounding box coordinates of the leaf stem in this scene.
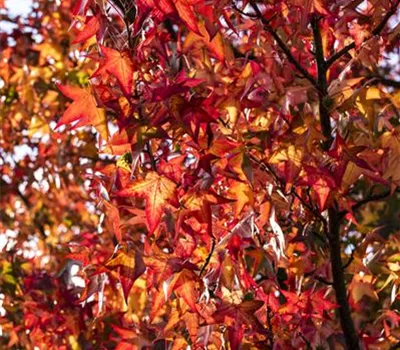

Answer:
[200,238,216,277]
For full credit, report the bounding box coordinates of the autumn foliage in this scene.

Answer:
[1,0,400,349]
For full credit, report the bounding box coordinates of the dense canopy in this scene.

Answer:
[1,0,400,349]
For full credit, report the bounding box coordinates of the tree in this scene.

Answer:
[1,0,400,349]
[0,0,114,347]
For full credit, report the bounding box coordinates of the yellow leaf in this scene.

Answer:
[28,116,50,137]
[328,77,364,107]
[228,181,254,216]
[341,161,363,190]
[390,91,400,109]
[222,97,239,127]
[365,87,385,100]
[270,145,304,168]
[350,274,378,303]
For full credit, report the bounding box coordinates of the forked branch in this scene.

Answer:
[312,17,361,350]
[248,1,319,91]
[326,0,400,68]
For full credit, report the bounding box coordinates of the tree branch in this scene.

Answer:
[312,16,361,349]
[370,76,400,88]
[326,0,400,68]
[311,14,332,148]
[249,1,319,91]
[351,189,391,212]
[328,208,360,349]
[343,246,356,270]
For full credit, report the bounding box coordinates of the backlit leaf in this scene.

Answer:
[117,172,177,233]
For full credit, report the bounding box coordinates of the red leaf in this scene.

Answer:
[72,16,100,44]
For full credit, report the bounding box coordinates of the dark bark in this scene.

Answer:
[249,1,319,91]
[312,15,361,350]
[328,208,360,349]
[246,3,400,348]
[311,15,331,147]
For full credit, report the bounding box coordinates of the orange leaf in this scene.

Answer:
[106,247,146,302]
[173,269,198,312]
[56,84,108,140]
[94,46,134,96]
[173,0,200,35]
[103,201,122,242]
[228,181,254,216]
[182,311,199,343]
[117,172,176,233]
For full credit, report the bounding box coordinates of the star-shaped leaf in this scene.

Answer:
[56,84,108,140]
[94,46,134,96]
[117,172,176,233]
[106,246,146,302]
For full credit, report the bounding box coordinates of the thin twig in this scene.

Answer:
[200,238,216,277]
[352,189,391,212]
[299,332,312,350]
[248,154,282,186]
[249,1,319,91]
[370,76,400,88]
[315,276,333,286]
[338,187,397,219]
[291,189,328,233]
[343,247,356,270]
[326,0,400,68]
[311,14,331,146]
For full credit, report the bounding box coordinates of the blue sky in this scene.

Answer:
[6,0,33,17]
[1,0,33,33]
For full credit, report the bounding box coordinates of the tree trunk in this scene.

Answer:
[328,208,360,350]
